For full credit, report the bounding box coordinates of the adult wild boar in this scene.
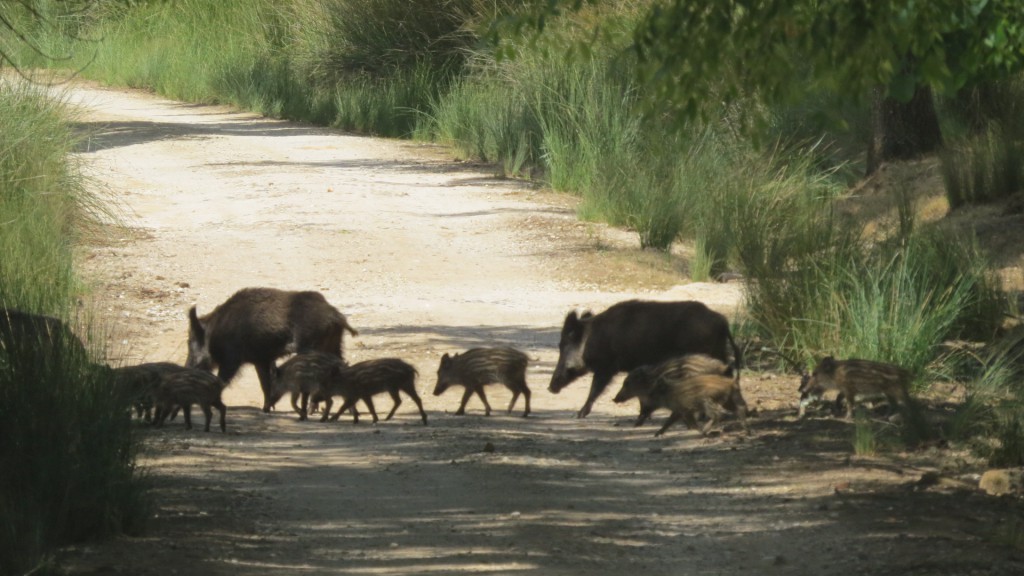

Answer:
[186,287,357,412]
[1,307,89,362]
[550,299,740,418]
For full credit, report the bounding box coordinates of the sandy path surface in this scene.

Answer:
[56,84,1023,575]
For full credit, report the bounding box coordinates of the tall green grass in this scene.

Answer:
[82,0,284,105]
[14,0,509,137]
[331,64,446,137]
[0,83,146,575]
[430,71,542,175]
[432,42,706,249]
[0,84,86,309]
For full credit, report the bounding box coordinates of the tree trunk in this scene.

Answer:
[866,84,943,176]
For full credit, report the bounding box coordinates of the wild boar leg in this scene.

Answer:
[507,390,520,414]
[182,404,194,430]
[635,404,654,427]
[520,387,531,417]
[254,361,276,413]
[655,412,683,437]
[362,396,380,424]
[474,388,493,416]
[408,393,428,425]
[699,410,719,436]
[319,399,332,422]
[455,387,474,415]
[384,390,402,420]
[578,371,614,419]
[213,399,227,433]
[200,404,213,432]
[330,397,361,423]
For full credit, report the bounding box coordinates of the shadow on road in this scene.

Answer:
[58,405,1024,576]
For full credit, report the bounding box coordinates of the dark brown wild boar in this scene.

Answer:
[549,300,741,418]
[0,307,89,363]
[112,361,190,422]
[646,373,749,437]
[324,358,427,425]
[269,352,347,421]
[434,347,531,417]
[613,354,732,426]
[152,368,227,432]
[800,356,912,419]
[185,287,357,413]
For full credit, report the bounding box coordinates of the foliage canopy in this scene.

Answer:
[493,0,1024,120]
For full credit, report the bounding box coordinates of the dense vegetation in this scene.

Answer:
[2,0,1023,567]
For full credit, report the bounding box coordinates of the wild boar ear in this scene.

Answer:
[579,310,594,323]
[440,353,451,367]
[188,306,205,338]
[821,356,837,372]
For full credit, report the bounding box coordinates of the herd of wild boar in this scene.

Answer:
[0,286,916,436]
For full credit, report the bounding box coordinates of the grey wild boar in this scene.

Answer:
[269,352,347,421]
[0,307,89,364]
[434,347,531,417]
[152,368,227,432]
[112,361,191,422]
[613,354,732,426]
[185,287,358,412]
[646,373,750,437]
[324,358,427,425]
[550,300,741,418]
[800,356,912,419]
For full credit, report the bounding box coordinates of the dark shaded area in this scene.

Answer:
[69,114,539,195]
[56,404,1024,575]
[72,117,328,154]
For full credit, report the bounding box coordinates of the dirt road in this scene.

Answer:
[58,84,1022,575]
